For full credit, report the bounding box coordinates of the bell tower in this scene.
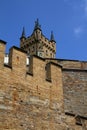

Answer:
[20,19,56,58]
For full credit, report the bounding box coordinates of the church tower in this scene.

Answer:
[20,19,56,58]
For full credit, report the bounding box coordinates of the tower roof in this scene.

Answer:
[34,18,41,31]
[21,27,26,39]
[50,31,55,42]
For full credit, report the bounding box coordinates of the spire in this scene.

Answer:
[50,31,55,42]
[21,27,26,38]
[34,18,41,31]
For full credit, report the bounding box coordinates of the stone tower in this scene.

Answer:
[20,19,56,58]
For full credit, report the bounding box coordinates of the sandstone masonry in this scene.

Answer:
[0,20,87,130]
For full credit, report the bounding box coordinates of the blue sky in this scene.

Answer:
[0,0,87,60]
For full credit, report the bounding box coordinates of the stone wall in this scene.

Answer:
[63,69,87,117]
[0,41,87,129]
[57,59,87,70]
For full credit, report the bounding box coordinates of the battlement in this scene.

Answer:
[1,42,61,83]
[0,42,63,100]
[1,41,87,129]
[0,40,6,68]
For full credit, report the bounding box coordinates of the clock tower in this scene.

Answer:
[20,19,56,58]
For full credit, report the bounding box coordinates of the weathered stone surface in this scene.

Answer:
[63,69,87,117]
[1,40,87,130]
[0,45,66,130]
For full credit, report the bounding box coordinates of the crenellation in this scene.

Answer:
[0,40,6,68]
[8,46,27,74]
[1,45,58,83]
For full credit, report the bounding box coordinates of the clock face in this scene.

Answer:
[39,52,42,57]
[38,51,43,58]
